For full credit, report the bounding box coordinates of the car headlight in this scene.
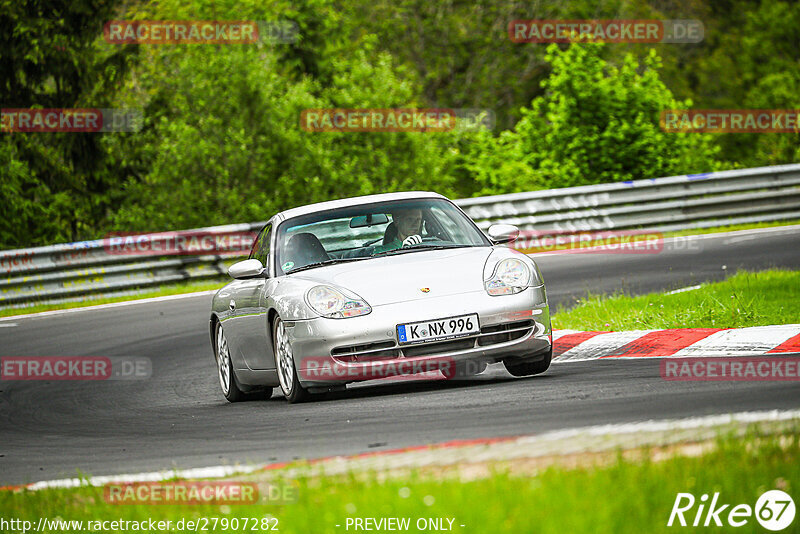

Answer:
[485,258,531,296]
[305,285,372,318]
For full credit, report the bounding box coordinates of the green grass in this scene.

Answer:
[659,219,800,238]
[552,269,800,331]
[0,279,226,318]
[1,428,797,533]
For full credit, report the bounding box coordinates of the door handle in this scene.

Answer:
[229,299,236,311]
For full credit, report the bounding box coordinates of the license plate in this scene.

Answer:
[397,313,480,344]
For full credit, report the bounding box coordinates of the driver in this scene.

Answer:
[372,208,423,254]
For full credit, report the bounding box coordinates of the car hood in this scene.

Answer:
[291,247,494,306]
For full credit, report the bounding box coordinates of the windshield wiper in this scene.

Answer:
[285,256,370,274]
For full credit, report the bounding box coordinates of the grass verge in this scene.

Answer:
[0,279,226,319]
[552,269,800,331]
[1,427,796,533]
[661,219,800,238]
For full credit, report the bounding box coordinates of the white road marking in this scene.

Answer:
[24,464,262,491]
[516,409,800,442]
[0,290,218,322]
[665,284,702,295]
[678,223,800,239]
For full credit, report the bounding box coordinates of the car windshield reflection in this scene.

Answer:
[276,198,489,275]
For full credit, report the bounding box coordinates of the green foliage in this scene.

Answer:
[1,0,799,248]
[346,0,800,178]
[693,0,800,167]
[101,0,471,232]
[342,0,630,132]
[0,0,138,247]
[473,43,721,195]
[0,138,60,245]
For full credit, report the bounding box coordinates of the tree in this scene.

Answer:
[104,1,471,232]
[691,0,800,166]
[472,43,721,195]
[0,0,137,247]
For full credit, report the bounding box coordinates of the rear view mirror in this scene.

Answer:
[228,259,265,279]
[350,213,389,228]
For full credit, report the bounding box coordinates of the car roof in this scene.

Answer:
[275,191,447,221]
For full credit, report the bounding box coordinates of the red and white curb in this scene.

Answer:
[3,409,799,491]
[553,324,800,362]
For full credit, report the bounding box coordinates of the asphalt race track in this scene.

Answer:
[1,226,799,485]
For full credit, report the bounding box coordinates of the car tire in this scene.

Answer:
[273,317,310,403]
[503,346,552,377]
[215,322,249,402]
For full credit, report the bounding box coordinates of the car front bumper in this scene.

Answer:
[285,286,551,386]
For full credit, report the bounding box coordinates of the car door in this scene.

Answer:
[223,223,275,370]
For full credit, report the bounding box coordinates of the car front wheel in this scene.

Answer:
[274,317,310,403]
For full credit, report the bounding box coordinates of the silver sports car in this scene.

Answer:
[210,192,552,403]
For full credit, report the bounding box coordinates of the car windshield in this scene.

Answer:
[275,198,489,275]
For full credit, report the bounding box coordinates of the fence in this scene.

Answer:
[2,164,799,308]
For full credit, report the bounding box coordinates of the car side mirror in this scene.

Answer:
[487,224,520,244]
[228,259,265,279]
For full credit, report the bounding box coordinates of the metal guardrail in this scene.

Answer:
[2,164,799,308]
[460,164,800,232]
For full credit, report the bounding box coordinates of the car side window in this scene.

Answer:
[250,224,272,266]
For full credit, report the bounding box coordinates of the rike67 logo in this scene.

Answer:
[668,490,795,530]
